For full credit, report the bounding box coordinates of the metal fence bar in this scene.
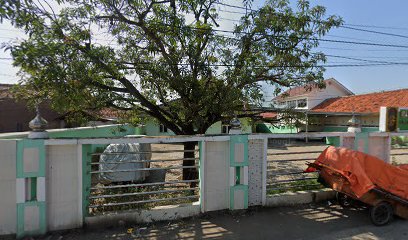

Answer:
[266,177,318,184]
[91,150,198,155]
[89,195,199,208]
[390,153,408,156]
[90,180,199,190]
[267,184,323,191]
[90,187,198,199]
[267,144,326,148]
[267,151,323,156]
[90,158,198,165]
[267,171,315,176]
[90,165,198,174]
[267,158,315,163]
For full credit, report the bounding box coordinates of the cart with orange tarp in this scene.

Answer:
[306,146,408,226]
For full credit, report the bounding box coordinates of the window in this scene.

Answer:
[159,124,168,133]
[221,125,231,134]
[287,100,297,108]
[297,99,307,108]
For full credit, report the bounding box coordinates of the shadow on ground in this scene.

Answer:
[24,203,408,240]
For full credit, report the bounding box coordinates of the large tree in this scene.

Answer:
[1,0,341,180]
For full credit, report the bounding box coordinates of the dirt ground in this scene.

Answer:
[21,203,408,240]
[149,144,199,182]
[390,148,408,165]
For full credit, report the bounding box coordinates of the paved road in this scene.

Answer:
[24,203,408,240]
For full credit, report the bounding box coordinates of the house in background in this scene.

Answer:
[272,78,354,110]
[309,88,408,132]
[0,84,62,133]
[1,83,253,135]
[258,78,408,134]
[259,78,354,133]
[0,84,120,133]
[143,117,254,136]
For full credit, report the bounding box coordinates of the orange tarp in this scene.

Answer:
[313,146,408,199]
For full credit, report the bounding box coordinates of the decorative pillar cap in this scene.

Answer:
[28,105,49,139]
[229,115,242,135]
[347,114,361,133]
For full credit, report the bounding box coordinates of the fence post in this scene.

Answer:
[199,141,206,213]
[15,139,47,239]
[81,144,92,220]
[262,137,268,206]
[229,135,249,210]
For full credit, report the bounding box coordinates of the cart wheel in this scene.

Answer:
[369,201,393,226]
[336,192,353,208]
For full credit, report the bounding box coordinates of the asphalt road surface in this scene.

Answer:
[19,202,408,240]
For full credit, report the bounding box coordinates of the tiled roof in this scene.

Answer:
[259,112,278,119]
[273,78,352,101]
[97,108,122,120]
[311,89,408,114]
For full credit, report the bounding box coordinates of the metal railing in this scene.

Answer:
[266,138,329,195]
[390,146,408,166]
[86,143,200,215]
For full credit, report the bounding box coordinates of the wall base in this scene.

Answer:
[265,189,336,207]
[84,202,200,228]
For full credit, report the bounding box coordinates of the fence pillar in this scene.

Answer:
[354,132,369,153]
[229,135,249,210]
[199,141,206,213]
[16,139,47,239]
[247,138,266,207]
[367,135,391,162]
[199,140,230,212]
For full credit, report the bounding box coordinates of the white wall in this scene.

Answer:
[307,80,352,109]
[202,141,229,212]
[46,145,82,231]
[0,140,17,235]
[369,136,390,162]
[275,79,352,110]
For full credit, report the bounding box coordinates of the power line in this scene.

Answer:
[216,2,255,12]
[116,61,408,68]
[318,46,408,52]
[216,2,408,35]
[325,54,400,65]
[3,24,408,50]
[341,26,408,39]
[344,23,408,31]
[217,8,247,15]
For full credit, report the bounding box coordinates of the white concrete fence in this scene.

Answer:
[0,131,407,238]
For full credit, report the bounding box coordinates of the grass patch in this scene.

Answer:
[267,178,324,195]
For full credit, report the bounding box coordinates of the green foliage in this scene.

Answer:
[391,136,408,147]
[268,178,323,195]
[0,0,342,134]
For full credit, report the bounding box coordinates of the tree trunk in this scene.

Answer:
[183,141,198,187]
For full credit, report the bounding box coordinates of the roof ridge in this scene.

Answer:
[335,88,408,99]
[311,88,408,114]
[354,88,408,96]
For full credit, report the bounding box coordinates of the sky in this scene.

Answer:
[1,0,408,96]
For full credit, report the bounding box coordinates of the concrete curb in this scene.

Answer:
[265,189,336,207]
[85,202,200,228]
[84,190,336,228]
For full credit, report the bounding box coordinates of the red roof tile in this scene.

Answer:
[311,89,408,114]
[260,112,278,119]
[97,108,123,119]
